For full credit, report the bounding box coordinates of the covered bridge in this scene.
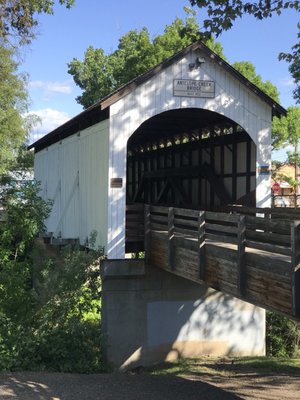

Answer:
[29,40,285,258]
[30,41,297,369]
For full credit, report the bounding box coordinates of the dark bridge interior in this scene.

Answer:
[126,108,256,211]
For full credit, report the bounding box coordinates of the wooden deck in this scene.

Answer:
[126,204,300,321]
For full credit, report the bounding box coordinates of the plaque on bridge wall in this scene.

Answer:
[110,178,123,188]
[258,165,270,175]
[173,79,215,98]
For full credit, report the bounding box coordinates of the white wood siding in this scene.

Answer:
[108,49,272,259]
[35,119,109,251]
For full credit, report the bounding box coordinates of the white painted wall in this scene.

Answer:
[35,119,109,251]
[108,48,273,258]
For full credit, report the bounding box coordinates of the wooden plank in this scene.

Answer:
[174,207,198,218]
[246,230,291,246]
[245,260,291,283]
[245,270,292,296]
[168,207,175,270]
[291,221,300,317]
[151,214,168,224]
[174,226,198,238]
[174,217,198,228]
[237,215,246,296]
[246,139,251,194]
[144,204,151,264]
[174,246,199,280]
[205,232,238,245]
[225,205,300,219]
[198,211,206,280]
[246,289,292,314]
[245,215,291,234]
[245,279,292,307]
[206,244,237,263]
[245,252,291,276]
[206,222,238,235]
[151,230,168,240]
[175,236,198,252]
[126,221,144,228]
[126,203,144,211]
[133,175,145,203]
[126,234,144,241]
[206,211,239,223]
[245,240,291,256]
[205,256,238,281]
[150,222,168,231]
[149,205,169,215]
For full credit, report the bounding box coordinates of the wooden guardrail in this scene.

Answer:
[143,204,300,321]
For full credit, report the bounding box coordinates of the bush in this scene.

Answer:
[0,241,105,372]
[266,312,300,357]
[0,175,106,372]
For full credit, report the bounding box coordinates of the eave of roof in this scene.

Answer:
[29,40,286,153]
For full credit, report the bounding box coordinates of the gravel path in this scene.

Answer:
[0,371,299,400]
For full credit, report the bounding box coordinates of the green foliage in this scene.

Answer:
[266,312,300,357]
[0,177,51,262]
[0,0,75,44]
[272,106,300,151]
[68,8,226,108]
[0,45,29,175]
[0,239,104,372]
[279,22,300,103]
[189,1,299,35]
[0,174,105,372]
[189,0,300,102]
[233,61,280,102]
[28,240,104,372]
[150,356,300,376]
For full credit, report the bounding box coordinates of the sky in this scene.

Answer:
[23,0,299,161]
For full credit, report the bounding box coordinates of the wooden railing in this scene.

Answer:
[141,204,300,321]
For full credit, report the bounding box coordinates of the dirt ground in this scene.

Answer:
[0,370,299,400]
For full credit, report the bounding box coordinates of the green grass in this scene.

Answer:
[149,357,300,378]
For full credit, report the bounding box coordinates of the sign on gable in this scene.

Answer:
[173,79,215,98]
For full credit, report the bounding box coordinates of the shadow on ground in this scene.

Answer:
[0,371,241,400]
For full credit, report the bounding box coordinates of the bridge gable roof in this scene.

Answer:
[29,40,286,153]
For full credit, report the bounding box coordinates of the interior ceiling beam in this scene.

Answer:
[128,131,250,157]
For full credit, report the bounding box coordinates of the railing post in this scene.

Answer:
[264,211,271,233]
[237,214,246,296]
[144,204,151,264]
[198,211,206,280]
[291,221,300,317]
[168,207,175,270]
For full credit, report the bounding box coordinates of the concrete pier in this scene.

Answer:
[101,259,265,370]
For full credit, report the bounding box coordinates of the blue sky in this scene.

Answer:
[24,0,299,160]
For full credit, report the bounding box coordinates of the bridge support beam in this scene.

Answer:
[101,259,265,371]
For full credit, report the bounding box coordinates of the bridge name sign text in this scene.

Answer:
[173,79,215,98]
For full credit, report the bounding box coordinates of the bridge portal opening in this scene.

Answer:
[126,108,256,211]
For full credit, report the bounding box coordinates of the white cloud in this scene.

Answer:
[28,80,73,99]
[28,108,70,143]
[280,77,295,87]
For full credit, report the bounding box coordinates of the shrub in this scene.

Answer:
[266,312,300,357]
[0,176,106,372]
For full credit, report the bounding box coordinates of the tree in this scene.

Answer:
[233,61,280,102]
[0,0,75,44]
[279,23,300,102]
[0,45,29,175]
[272,106,300,204]
[189,0,300,102]
[68,8,226,109]
[272,106,300,151]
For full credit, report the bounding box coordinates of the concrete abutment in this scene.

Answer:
[101,259,265,370]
